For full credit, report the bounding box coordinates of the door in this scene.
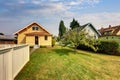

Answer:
[35,36,39,45]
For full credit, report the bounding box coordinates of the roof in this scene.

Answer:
[25,32,52,36]
[14,22,51,35]
[0,35,15,40]
[98,25,120,36]
[81,23,101,36]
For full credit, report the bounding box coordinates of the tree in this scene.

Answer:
[70,18,80,29]
[61,28,86,52]
[0,33,4,35]
[61,28,97,52]
[58,20,66,39]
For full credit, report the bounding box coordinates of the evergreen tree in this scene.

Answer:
[58,20,66,39]
[0,33,4,35]
[70,18,80,29]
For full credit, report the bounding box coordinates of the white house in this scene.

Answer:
[81,23,101,39]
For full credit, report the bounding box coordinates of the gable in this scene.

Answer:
[82,23,101,36]
[14,22,51,35]
[26,23,45,33]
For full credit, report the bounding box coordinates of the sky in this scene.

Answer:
[0,0,120,35]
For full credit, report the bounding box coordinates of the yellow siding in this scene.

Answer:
[17,23,52,47]
[17,32,26,44]
[26,36,35,46]
[25,36,52,46]
[117,30,120,35]
[26,24,44,33]
[39,36,52,46]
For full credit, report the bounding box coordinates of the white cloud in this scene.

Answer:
[77,12,120,29]
[3,0,120,36]
[69,1,82,6]
[87,0,100,3]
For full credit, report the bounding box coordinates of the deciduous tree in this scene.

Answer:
[61,28,97,52]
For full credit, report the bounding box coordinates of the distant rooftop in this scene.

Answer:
[0,35,16,40]
[98,25,120,36]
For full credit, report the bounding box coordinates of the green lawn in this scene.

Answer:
[15,46,120,80]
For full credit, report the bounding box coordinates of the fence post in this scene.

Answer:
[0,47,13,80]
[3,48,13,80]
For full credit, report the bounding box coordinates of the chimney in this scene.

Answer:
[101,27,104,30]
[109,25,111,28]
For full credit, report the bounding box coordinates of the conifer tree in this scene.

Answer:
[58,20,66,39]
[70,18,80,29]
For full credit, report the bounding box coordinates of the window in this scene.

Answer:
[32,26,39,30]
[45,35,48,40]
[32,27,36,30]
[104,30,112,35]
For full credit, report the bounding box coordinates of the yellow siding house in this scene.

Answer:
[14,22,52,47]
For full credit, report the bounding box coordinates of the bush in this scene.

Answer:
[77,44,94,51]
[40,46,46,48]
[77,40,99,52]
[97,40,120,55]
[52,39,56,47]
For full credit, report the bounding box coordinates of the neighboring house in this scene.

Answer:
[80,23,101,39]
[98,25,120,40]
[14,22,52,47]
[0,35,16,44]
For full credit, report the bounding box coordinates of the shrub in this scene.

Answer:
[52,39,56,47]
[40,46,46,48]
[77,44,94,51]
[97,40,120,55]
[77,40,99,52]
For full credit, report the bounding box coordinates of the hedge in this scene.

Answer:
[97,40,120,55]
[77,40,120,56]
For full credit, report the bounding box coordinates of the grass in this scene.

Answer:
[15,46,120,80]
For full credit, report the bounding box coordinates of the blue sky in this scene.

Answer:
[0,0,120,35]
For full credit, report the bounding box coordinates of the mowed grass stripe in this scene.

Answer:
[15,46,120,80]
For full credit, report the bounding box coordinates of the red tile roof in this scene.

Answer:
[25,32,52,36]
[98,25,120,36]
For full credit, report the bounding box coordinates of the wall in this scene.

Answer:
[17,31,26,44]
[84,25,98,39]
[26,36,52,47]
[0,40,15,44]
[99,36,120,40]
[26,36,35,46]
[0,44,29,80]
[17,23,50,45]
[117,30,120,35]
[27,24,44,33]
[39,36,52,46]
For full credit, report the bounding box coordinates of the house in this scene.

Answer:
[14,22,52,47]
[0,35,16,44]
[80,23,101,39]
[98,25,120,40]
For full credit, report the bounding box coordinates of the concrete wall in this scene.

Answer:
[0,44,29,80]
